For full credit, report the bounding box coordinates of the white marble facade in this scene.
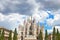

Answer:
[18,17,44,40]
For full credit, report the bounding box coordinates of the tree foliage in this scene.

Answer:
[52,27,56,40]
[0,29,1,40]
[56,29,60,40]
[45,30,48,40]
[1,29,4,40]
[38,30,43,40]
[13,28,17,40]
[8,30,12,40]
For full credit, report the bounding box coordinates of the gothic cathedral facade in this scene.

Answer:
[18,17,44,40]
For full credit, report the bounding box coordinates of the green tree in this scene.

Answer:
[56,29,60,40]
[8,30,12,40]
[52,27,56,40]
[38,30,43,40]
[45,30,48,40]
[0,29,1,40]
[1,29,4,40]
[13,28,17,40]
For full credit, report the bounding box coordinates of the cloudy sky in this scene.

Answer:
[0,0,60,33]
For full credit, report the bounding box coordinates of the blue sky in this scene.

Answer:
[0,0,60,33]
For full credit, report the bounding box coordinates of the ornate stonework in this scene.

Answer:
[18,17,44,40]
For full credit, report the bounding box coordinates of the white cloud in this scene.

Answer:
[0,11,49,30]
[53,9,60,15]
[0,3,5,11]
[54,14,60,20]
[0,0,21,11]
[0,13,6,21]
[47,29,53,33]
[39,11,49,19]
[26,0,40,15]
[0,13,28,26]
[32,10,49,22]
[47,18,54,26]
[50,0,60,4]
[46,10,60,26]
[46,13,60,33]
[0,0,43,15]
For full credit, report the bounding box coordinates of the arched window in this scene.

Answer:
[25,27,27,35]
[29,25,33,35]
[29,31,33,35]
[21,36,23,40]
[30,25,32,30]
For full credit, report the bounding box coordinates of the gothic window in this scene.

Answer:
[21,36,23,40]
[37,28,38,35]
[30,25,32,30]
[29,31,33,35]
[25,27,27,35]
[21,32,23,35]
[33,19,35,23]
[21,32,23,40]
[29,25,33,35]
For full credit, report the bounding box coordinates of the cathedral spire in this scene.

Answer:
[37,21,40,27]
[31,16,32,21]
